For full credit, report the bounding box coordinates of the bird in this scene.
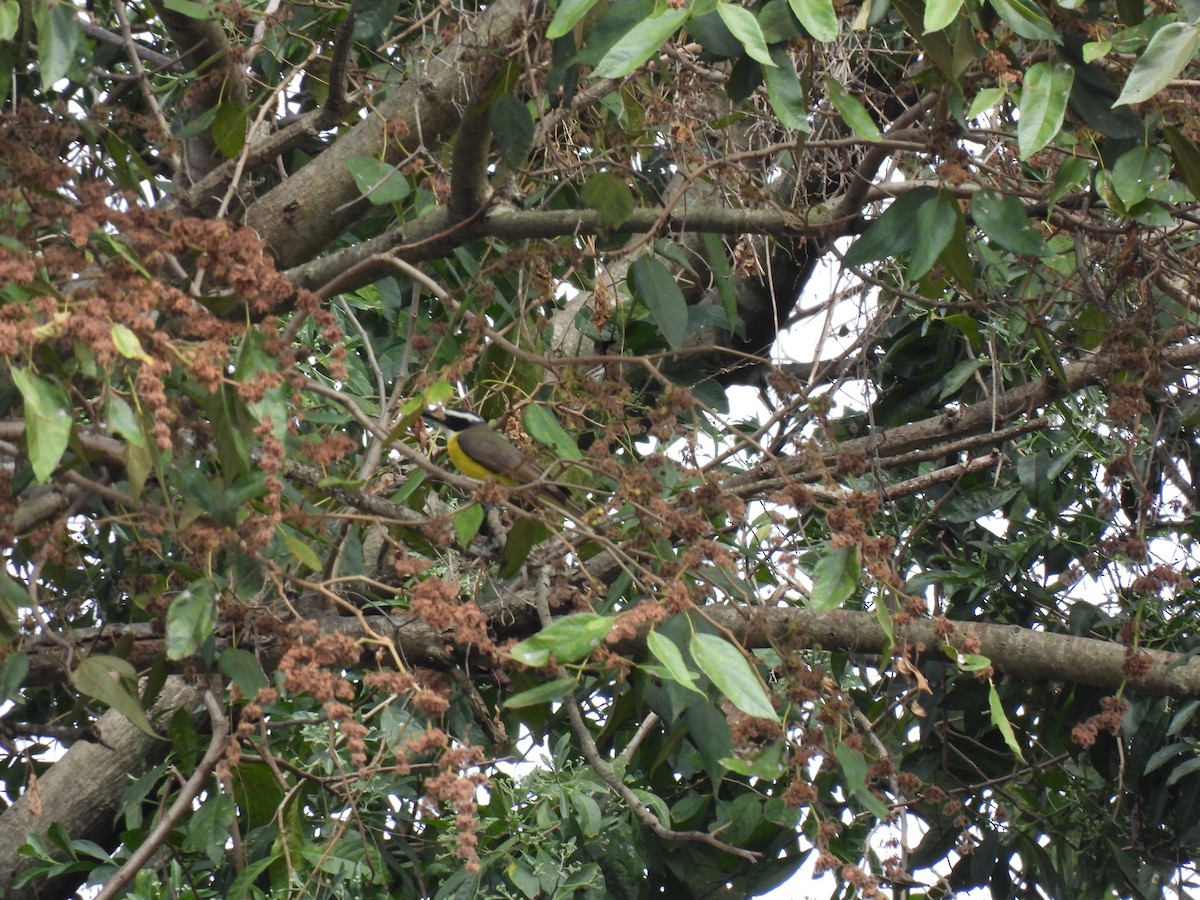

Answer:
[421,407,579,514]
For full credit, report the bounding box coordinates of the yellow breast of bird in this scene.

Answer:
[447,431,521,485]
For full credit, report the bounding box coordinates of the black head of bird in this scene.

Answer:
[421,408,575,510]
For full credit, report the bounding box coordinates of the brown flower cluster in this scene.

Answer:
[1071,695,1129,748]
[420,743,489,873]
[408,577,497,656]
[278,631,361,701]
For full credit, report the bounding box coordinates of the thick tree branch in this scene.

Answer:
[0,678,204,900]
[244,0,527,267]
[726,342,1200,497]
[80,21,184,72]
[284,203,835,295]
[16,606,1200,700]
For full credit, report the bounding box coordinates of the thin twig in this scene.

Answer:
[532,578,760,864]
[112,0,181,174]
[94,690,229,900]
[324,8,356,113]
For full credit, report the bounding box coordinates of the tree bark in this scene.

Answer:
[242,0,526,268]
[15,608,1200,701]
[0,677,204,900]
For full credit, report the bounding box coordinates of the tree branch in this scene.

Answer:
[94,690,229,900]
[284,202,834,296]
[0,678,204,900]
[16,605,1200,700]
[726,342,1200,497]
[243,0,527,267]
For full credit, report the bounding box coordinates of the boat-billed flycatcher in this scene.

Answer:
[422,408,574,509]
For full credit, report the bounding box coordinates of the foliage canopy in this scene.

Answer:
[3,0,1200,898]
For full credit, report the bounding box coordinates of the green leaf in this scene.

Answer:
[345,157,411,205]
[690,633,778,720]
[631,788,672,825]
[33,2,88,92]
[629,257,688,349]
[111,323,153,363]
[72,655,160,738]
[788,0,838,41]
[688,10,745,58]
[211,102,247,159]
[970,189,1047,256]
[834,740,867,788]
[1018,61,1073,159]
[0,652,28,703]
[834,744,891,819]
[1082,40,1111,62]
[125,442,153,503]
[646,630,705,696]
[937,208,976,286]
[499,516,544,578]
[491,95,534,168]
[1165,755,1200,788]
[987,0,1059,42]
[988,680,1026,761]
[759,0,803,43]
[1048,156,1091,206]
[891,0,962,80]
[907,193,959,279]
[967,86,1006,119]
[924,0,963,32]
[716,3,775,67]
[940,484,1021,522]
[764,45,810,132]
[165,583,217,661]
[280,526,324,572]
[701,232,744,337]
[0,571,23,645]
[352,0,402,40]
[11,367,72,484]
[938,357,986,400]
[1076,304,1109,351]
[810,544,859,610]
[502,676,577,708]
[956,652,993,672]
[1168,700,1200,737]
[0,1,19,42]
[523,405,582,460]
[593,7,690,79]
[106,394,146,449]
[547,0,602,39]
[1144,741,1193,774]
[942,313,983,349]
[569,792,603,837]
[183,794,235,864]
[581,172,635,228]
[720,741,787,779]
[842,187,936,266]
[92,231,151,278]
[825,77,881,142]
[218,648,269,696]
[162,0,219,19]
[508,613,616,666]
[234,329,288,445]
[1114,21,1200,106]
[1164,126,1200,202]
[1109,146,1171,208]
[452,503,485,545]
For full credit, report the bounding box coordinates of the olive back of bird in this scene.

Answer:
[427,408,575,509]
[448,424,529,484]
